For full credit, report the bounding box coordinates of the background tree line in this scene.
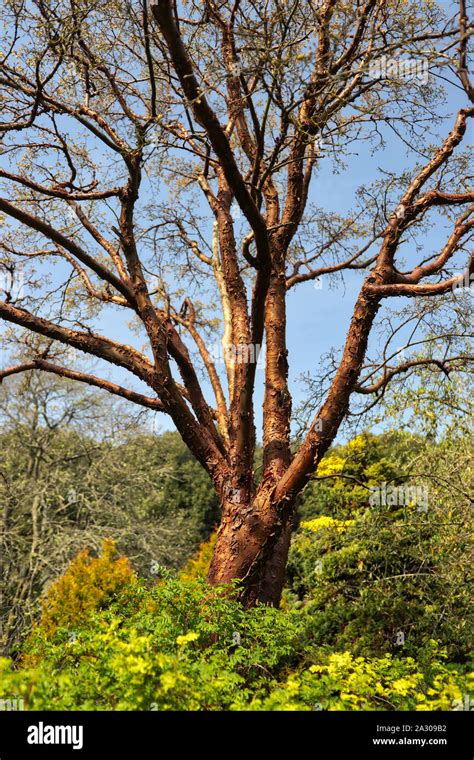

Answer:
[1,371,471,676]
[0,373,219,654]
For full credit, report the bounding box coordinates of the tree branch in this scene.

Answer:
[0,359,166,411]
[0,197,136,306]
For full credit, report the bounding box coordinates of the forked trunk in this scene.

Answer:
[207,291,382,608]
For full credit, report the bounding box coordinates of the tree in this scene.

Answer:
[0,0,473,607]
[0,373,218,652]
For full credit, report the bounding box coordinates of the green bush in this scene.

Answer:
[0,543,470,711]
[285,433,473,662]
[1,430,471,711]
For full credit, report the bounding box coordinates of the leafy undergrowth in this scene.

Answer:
[1,541,471,711]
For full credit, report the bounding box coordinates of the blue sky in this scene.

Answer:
[1,0,471,441]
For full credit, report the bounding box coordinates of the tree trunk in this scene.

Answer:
[207,289,382,608]
[244,519,294,606]
[206,491,295,608]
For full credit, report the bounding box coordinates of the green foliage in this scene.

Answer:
[250,648,472,711]
[36,539,136,638]
[286,432,473,661]
[0,375,219,651]
[0,568,470,711]
[179,532,217,581]
[1,381,471,710]
[2,569,304,710]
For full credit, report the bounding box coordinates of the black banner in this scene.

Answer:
[0,710,472,758]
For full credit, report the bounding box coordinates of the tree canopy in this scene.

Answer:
[0,0,472,605]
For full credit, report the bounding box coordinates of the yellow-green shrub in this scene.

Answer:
[37,539,136,636]
[179,531,217,580]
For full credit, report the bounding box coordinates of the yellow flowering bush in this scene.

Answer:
[35,539,136,637]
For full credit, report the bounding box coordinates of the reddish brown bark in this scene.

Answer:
[207,283,381,607]
[206,487,295,608]
[1,0,473,610]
